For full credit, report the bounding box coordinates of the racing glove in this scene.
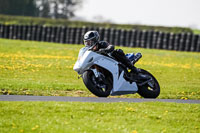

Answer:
[98,49,107,54]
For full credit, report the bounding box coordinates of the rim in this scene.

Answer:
[145,75,159,91]
[90,72,111,93]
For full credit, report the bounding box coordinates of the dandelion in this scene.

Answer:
[19,129,24,133]
[7,90,12,95]
[12,123,16,128]
[161,128,167,133]
[66,66,73,69]
[162,63,177,68]
[131,130,137,133]
[163,110,168,115]
[126,107,136,112]
[194,63,200,68]
[32,125,39,130]
[48,64,52,68]
[64,121,69,125]
[182,64,190,69]
[96,118,101,122]
[181,97,188,100]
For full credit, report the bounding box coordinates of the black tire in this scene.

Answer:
[82,70,112,97]
[137,69,160,98]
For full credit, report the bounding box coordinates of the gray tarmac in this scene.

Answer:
[0,95,200,104]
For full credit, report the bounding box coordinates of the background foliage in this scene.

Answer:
[0,0,82,19]
[0,0,198,33]
[0,14,193,33]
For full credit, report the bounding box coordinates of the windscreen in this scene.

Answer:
[78,47,89,58]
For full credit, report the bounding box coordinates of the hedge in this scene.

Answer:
[0,14,193,33]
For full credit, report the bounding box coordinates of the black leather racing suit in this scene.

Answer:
[94,41,114,53]
[95,41,135,71]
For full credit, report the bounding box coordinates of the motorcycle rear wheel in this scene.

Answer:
[82,70,112,97]
[137,69,160,98]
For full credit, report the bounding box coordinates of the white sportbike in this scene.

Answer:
[73,45,160,98]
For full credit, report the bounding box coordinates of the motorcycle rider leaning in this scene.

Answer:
[83,31,141,75]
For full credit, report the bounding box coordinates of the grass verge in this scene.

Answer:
[0,101,199,133]
[0,39,200,99]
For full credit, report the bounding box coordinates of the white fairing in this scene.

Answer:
[73,47,138,96]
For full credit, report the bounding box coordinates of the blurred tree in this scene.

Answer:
[0,0,82,19]
[0,0,38,16]
[36,0,51,18]
[36,0,82,19]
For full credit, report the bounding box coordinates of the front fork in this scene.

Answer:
[90,67,107,89]
[90,65,103,78]
[78,65,100,79]
[90,68,99,78]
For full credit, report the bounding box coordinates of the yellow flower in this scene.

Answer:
[64,121,69,125]
[131,130,137,133]
[32,125,39,130]
[19,129,24,133]
[48,64,52,67]
[181,97,188,100]
[126,107,135,112]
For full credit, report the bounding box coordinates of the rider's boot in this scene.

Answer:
[125,58,140,73]
[126,60,150,81]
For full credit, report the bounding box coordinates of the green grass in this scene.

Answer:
[0,101,199,133]
[0,38,200,99]
[193,29,200,35]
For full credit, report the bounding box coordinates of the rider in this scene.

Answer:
[83,31,141,74]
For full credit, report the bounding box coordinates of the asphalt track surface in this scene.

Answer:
[0,95,200,104]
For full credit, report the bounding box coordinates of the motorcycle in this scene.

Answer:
[73,44,160,98]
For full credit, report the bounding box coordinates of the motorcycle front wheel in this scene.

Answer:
[82,70,113,97]
[137,69,160,98]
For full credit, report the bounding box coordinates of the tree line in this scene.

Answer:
[0,0,82,19]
